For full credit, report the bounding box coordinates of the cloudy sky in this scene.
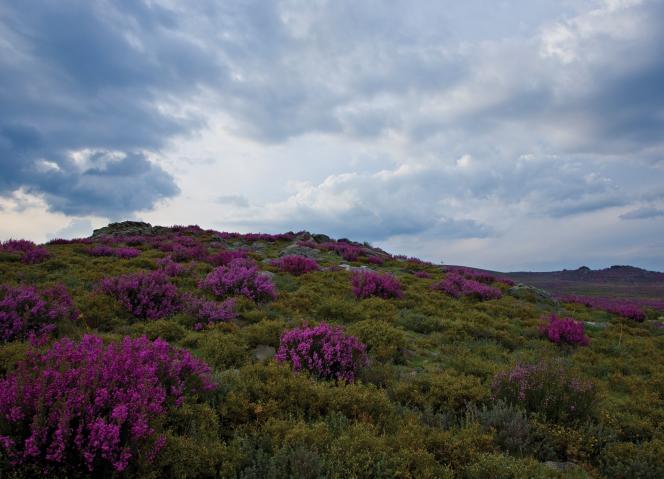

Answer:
[1,0,663,271]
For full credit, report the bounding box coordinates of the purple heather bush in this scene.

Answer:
[365,255,385,265]
[540,314,589,347]
[0,335,214,473]
[432,272,502,301]
[1,239,50,264]
[320,241,363,261]
[156,256,188,276]
[271,255,320,275]
[100,271,181,320]
[560,295,649,321]
[199,258,276,302]
[207,248,249,267]
[184,296,236,329]
[491,360,596,424]
[87,246,141,259]
[217,232,296,242]
[275,322,368,383]
[352,270,403,300]
[0,284,79,342]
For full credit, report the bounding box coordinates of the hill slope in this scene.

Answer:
[0,222,663,478]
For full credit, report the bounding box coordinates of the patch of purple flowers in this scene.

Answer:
[275,322,368,383]
[0,284,79,342]
[185,296,236,330]
[1,239,50,264]
[433,272,502,301]
[87,245,141,259]
[540,314,589,346]
[156,256,189,276]
[271,255,320,275]
[0,335,214,473]
[560,295,649,321]
[199,258,276,302]
[207,248,249,267]
[352,270,403,300]
[100,271,181,320]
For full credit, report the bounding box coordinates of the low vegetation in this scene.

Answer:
[0,221,663,478]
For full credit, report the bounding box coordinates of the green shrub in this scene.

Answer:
[600,440,664,479]
[198,332,249,370]
[397,310,444,334]
[239,319,285,348]
[347,320,406,363]
[131,319,187,342]
[316,297,366,324]
[463,453,573,479]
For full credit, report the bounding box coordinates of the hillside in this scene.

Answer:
[1,222,663,478]
[505,265,664,300]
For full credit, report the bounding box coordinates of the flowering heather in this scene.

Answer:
[366,255,385,265]
[100,271,181,320]
[271,255,320,275]
[0,335,214,473]
[540,314,589,346]
[560,295,650,321]
[185,296,236,328]
[320,241,363,261]
[1,239,51,264]
[446,266,515,286]
[491,360,596,424]
[275,322,368,383]
[352,270,403,300]
[0,284,79,342]
[433,272,502,301]
[217,232,296,242]
[207,248,249,266]
[156,256,188,276]
[86,245,140,259]
[199,258,276,302]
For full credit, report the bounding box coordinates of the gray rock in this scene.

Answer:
[253,345,276,361]
[279,244,320,258]
[508,284,558,306]
[92,221,155,237]
[584,321,608,329]
[312,233,331,243]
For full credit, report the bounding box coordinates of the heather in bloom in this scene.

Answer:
[100,271,181,320]
[271,255,320,275]
[540,314,589,347]
[185,296,236,329]
[207,248,249,267]
[275,322,368,383]
[320,241,363,261]
[352,270,403,300]
[0,284,79,342]
[199,258,276,302]
[156,256,188,276]
[0,335,214,474]
[491,360,596,424]
[1,239,50,264]
[561,295,648,321]
[432,272,502,301]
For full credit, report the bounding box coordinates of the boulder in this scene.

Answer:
[508,284,558,306]
[279,243,320,258]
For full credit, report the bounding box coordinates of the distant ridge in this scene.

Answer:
[502,265,664,300]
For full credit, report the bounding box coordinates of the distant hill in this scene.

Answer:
[503,265,664,299]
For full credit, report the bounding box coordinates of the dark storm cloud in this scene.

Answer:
[0,0,219,215]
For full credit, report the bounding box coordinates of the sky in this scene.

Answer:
[1,0,663,272]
